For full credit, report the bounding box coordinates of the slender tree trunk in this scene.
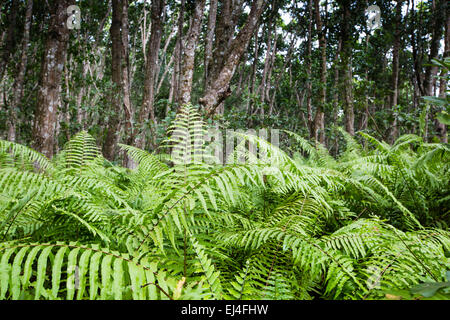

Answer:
[135,0,164,149]
[0,0,18,81]
[200,0,266,116]
[204,0,218,85]
[32,0,73,158]
[178,0,206,106]
[423,0,446,141]
[248,27,260,114]
[436,6,449,142]
[388,0,403,144]
[7,0,33,142]
[207,0,233,89]
[103,0,123,160]
[169,0,185,106]
[340,0,354,136]
[306,0,313,136]
[259,23,274,112]
[312,0,327,145]
[424,0,445,97]
[120,1,134,167]
[333,38,342,156]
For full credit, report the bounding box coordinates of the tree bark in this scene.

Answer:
[424,0,446,97]
[169,0,185,106]
[204,0,218,84]
[178,0,206,106]
[312,0,327,145]
[135,0,165,150]
[200,0,266,116]
[103,0,123,160]
[388,0,403,144]
[120,0,134,167]
[32,0,73,158]
[436,4,449,143]
[7,0,33,142]
[423,0,446,142]
[306,0,313,137]
[0,0,19,81]
[339,0,354,136]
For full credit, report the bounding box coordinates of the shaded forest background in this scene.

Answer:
[0,0,448,164]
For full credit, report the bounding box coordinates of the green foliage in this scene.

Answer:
[0,106,449,300]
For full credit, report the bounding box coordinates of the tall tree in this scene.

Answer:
[204,0,218,83]
[388,0,403,144]
[312,0,327,144]
[32,0,74,158]
[0,0,18,81]
[121,0,133,167]
[422,0,446,141]
[178,0,206,105]
[103,0,123,160]
[339,0,355,135]
[7,0,33,142]
[200,0,266,116]
[135,0,165,149]
[436,2,449,142]
[306,0,313,136]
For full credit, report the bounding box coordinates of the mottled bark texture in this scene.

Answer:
[436,3,449,143]
[339,0,355,136]
[422,0,446,141]
[312,0,327,145]
[120,0,134,168]
[32,0,73,158]
[8,0,33,142]
[178,0,206,106]
[306,0,313,136]
[103,0,123,160]
[388,0,403,144]
[169,0,185,105]
[0,0,19,81]
[204,0,218,83]
[200,0,266,116]
[135,0,165,150]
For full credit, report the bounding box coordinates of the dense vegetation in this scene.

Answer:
[0,0,449,300]
[0,105,449,300]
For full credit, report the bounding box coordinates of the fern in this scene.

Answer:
[0,106,449,300]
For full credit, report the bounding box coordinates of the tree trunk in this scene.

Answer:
[7,0,33,142]
[436,6,449,143]
[388,0,403,144]
[120,0,134,168]
[200,0,266,116]
[32,0,73,158]
[135,0,165,149]
[103,0,123,160]
[312,0,327,145]
[424,0,446,97]
[169,0,185,106]
[258,23,273,115]
[423,0,446,142]
[0,0,18,81]
[340,0,354,136]
[333,38,342,156]
[306,0,313,137]
[207,0,233,88]
[178,0,206,106]
[204,0,218,84]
